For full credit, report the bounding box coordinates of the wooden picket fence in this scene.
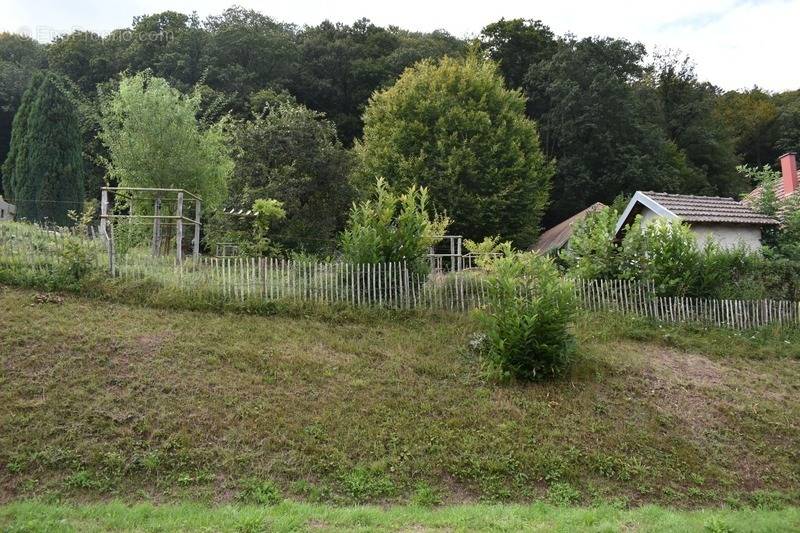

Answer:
[2,222,799,329]
[113,253,491,311]
[575,278,800,329]
[112,255,800,328]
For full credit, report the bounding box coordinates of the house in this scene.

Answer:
[0,196,15,221]
[746,152,798,210]
[614,191,778,251]
[530,202,606,254]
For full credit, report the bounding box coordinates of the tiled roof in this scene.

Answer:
[643,192,779,225]
[530,202,606,253]
[746,173,799,203]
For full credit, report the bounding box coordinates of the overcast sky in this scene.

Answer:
[3,0,799,91]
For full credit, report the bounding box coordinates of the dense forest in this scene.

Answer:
[1,8,799,240]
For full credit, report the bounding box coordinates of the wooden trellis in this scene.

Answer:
[99,187,202,272]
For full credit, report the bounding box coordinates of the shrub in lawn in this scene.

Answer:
[478,252,577,381]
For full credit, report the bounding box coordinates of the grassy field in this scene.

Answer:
[2,500,800,532]
[0,285,799,512]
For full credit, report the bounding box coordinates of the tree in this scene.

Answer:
[2,72,84,224]
[480,18,557,90]
[291,19,464,144]
[47,31,117,95]
[716,88,779,167]
[0,33,46,192]
[98,71,233,210]
[651,55,744,197]
[202,7,297,107]
[354,53,552,247]
[773,90,800,156]
[524,37,681,225]
[224,94,353,252]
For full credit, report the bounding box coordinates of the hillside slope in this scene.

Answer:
[0,286,798,507]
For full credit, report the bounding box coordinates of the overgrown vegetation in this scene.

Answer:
[1,286,798,508]
[561,204,800,300]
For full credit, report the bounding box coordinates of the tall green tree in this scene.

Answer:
[525,37,683,224]
[291,19,464,144]
[651,55,744,196]
[47,31,116,95]
[354,53,552,246]
[224,93,353,252]
[773,90,800,156]
[480,18,557,90]
[203,7,297,107]
[716,87,779,167]
[0,33,46,192]
[2,71,84,224]
[98,71,233,210]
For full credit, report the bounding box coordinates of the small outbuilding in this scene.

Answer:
[614,191,778,251]
[530,202,606,254]
[0,196,15,221]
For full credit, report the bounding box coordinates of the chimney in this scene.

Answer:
[779,152,798,196]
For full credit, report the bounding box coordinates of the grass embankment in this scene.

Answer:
[0,286,799,510]
[2,500,799,532]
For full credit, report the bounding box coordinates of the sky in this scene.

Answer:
[3,0,799,92]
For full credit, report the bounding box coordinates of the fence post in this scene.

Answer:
[100,188,108,236]
[152,197,162,256]
[175,192,184,263]
[193,199,201,260]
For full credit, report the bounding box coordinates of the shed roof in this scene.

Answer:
[614,191,778,236]
[643,192,779,224]
[530,202,606,253]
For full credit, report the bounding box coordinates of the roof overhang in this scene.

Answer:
[614,192,678,236]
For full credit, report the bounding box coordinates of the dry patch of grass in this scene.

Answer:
[0,286,798,508]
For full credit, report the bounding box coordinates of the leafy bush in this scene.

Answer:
[205,198,286,257]
[558,205,620,279]
[340,178,449,274]
[56,239,97,284]
[619,217,701,296]
[464,236,511,269]
[478,252,577,381]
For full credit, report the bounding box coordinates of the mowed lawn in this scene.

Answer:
[1,500,800,532]
[0,285,799,510]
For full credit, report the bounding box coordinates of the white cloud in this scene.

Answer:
[1,0,798,91]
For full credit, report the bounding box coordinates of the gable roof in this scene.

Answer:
[615,191,778,235]
[531,202,606,253]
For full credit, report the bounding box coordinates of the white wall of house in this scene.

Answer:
[637,206,763,251]
[689,224,763,251]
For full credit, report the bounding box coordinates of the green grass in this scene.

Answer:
[1,500,799,532]
[1,285,798,509]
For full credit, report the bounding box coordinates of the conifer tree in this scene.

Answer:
[2,72,84,224]
[2,72,43,203]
